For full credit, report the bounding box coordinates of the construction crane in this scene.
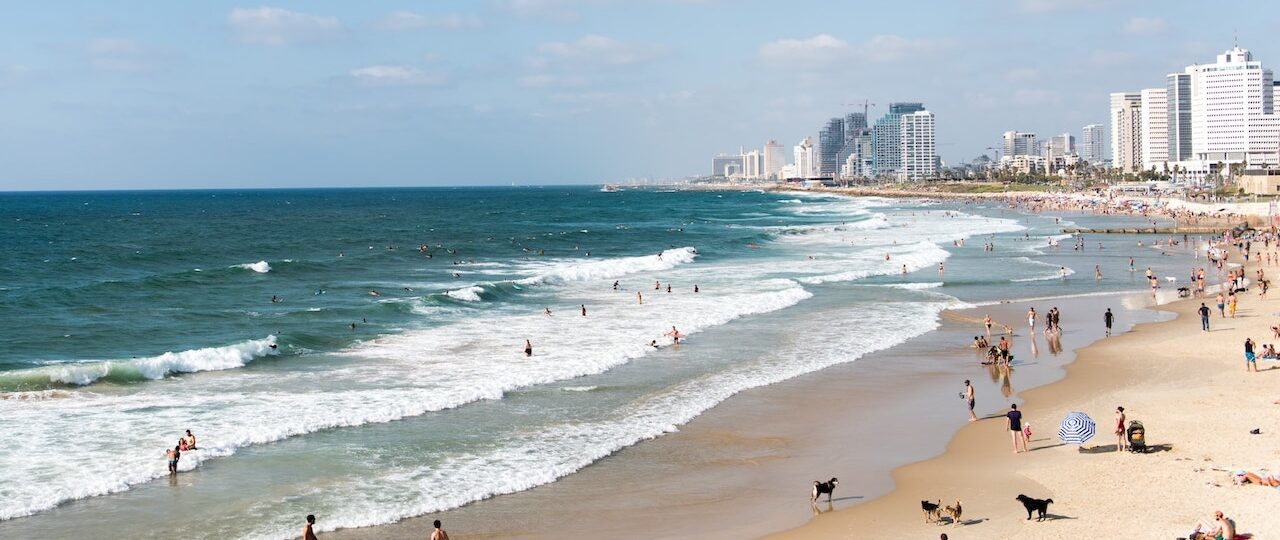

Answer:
[841,99,876,120]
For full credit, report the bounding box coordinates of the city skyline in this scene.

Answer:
[1,1,1276,190]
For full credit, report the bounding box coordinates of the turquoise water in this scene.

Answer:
[0,188,1200,539]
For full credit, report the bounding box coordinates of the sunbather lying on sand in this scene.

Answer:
[1232,469,1280,487]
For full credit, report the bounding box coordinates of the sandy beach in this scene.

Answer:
[772,248,1280,539]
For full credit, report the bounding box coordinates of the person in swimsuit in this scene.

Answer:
[431,519,450,540]
[665,326,681,344]
[1027,307,1036,330]
[1245,337,1258,372]
[303,515,318,540]
[183,430,197,450]
[1006,404,1026,453]
[1114,406,1126,452]
[580,304,587,316]
[1104,308,1114,336]
[963,380,976,422]
[523,339,533,357]
[167,444,181,474]
[983,314,992,336]
[637,292,643,304]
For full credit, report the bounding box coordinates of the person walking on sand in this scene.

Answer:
[1245,337,1258,372]
[1216,293,1226,317]
[431,519,450,540]
[1006,404,1027,453]
[984,314,992,336]
[1228,292,1238,318]
[1114,406,1127,452]
[303,515,318,540]
[1104,308,1114,336]
[1027,307,1037,331]
[1199,303,1211,332]
[963,380,976,422]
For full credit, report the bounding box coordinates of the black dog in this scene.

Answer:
[921,499,942,524]
[811,478,838,502]
[1015,494,1054,521]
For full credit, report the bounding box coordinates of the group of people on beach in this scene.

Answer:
[164,430,197,474]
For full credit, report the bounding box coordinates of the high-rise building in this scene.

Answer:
[1166,73,1193,161]
[1185,46,1278,166]
[1047,133,1075,159]
[1140,87,1169,170]
[1081,124,1105,163]
[742,149,763,178]
[793,137,816,178]
[818,117,845,177]
[1110,92,1143,172]
[711,153,744,177]
[872,102,925,176]
[763,140,786,179]
[899,110,936,181]
[844,112,868,133]
[1001,131,1037,157]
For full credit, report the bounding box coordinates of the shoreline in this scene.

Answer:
[771,245,1280,538]
[319,206,1214,539]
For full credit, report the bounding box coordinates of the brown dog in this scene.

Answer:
[943,500,962,526]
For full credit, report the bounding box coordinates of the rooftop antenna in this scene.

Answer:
[1233,28,1238,48]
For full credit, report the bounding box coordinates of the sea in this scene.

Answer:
[0,187,1202,539]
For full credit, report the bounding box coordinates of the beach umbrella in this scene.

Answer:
[1058,411,1096,445]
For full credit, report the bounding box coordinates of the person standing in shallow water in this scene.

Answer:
[523,339,533,357]
[303,515,318,540]
[1104,308,1114,336]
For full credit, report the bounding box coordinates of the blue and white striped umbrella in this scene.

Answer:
[1058,411,1096,445]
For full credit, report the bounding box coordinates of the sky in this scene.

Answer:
[0,0,1276,190]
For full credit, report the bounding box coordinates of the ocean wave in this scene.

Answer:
[444,285,485,302]
[1010,258,1076,282]
[798,241,950,285]
[515,247,697,286]
[235,261,271,273]
[0,284,810,521]
[0,336,278,390]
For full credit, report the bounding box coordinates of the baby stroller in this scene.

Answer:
[1126,420,1147,453]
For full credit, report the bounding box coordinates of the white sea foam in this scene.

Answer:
[515,247,697,286]
[444,285,485,302]
[883,281,944,290]
[0,282,809,521]
[236,261,271,273]
[0,336,278,388]
[1010,258,1076,282]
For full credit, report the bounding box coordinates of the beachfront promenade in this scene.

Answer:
[773,241,1280,538]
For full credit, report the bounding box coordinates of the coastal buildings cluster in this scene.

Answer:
[1109,44,1280,185]
[710,44,1280,187]
[710,103,937,182]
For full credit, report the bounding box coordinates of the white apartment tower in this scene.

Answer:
[899,110,936,181]
[1186,46,1278,166]
[1001,131,1037,157]
[1110,92,1143,172]
[742,149,763,178]
[1081,124,1105,163]
[763,140,786,179]
[793,137,816,179]
[1140,87,1169,170]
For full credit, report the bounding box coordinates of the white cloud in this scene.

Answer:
[228,7,340,46]
[1122,16,1167,36]
[758,34,939,68]
[536,35,666,66]
[376,11,481,31]
[349,65,448,87]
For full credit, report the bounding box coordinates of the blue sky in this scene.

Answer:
[0,0,1275,190]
